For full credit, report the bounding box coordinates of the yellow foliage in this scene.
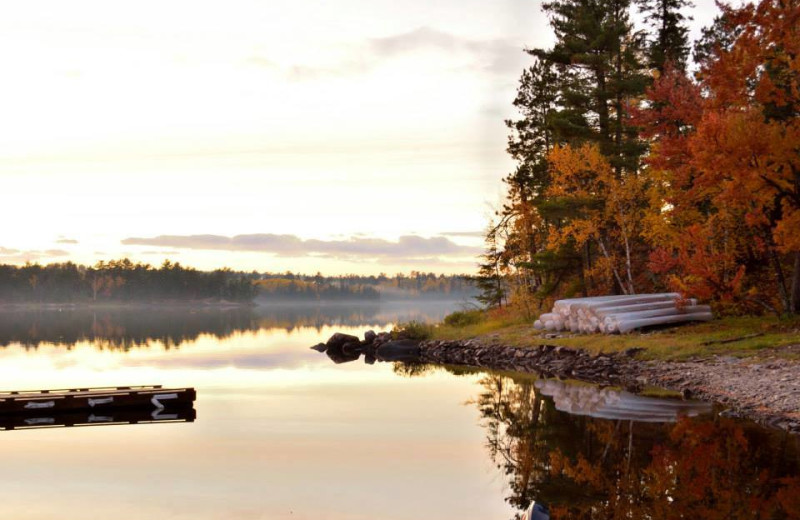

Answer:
[546,143,647,294]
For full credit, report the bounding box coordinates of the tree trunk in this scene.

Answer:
[594,68,611,156]
[597,237,628,295]
[770,247,790,313]
[614,2,624,178]
[791,251,800,314]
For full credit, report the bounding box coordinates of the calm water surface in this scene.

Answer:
[0,302,797,520]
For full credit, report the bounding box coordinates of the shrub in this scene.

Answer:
[391,321,434,340]
[443,309,484,328]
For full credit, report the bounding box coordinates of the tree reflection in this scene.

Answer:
[473,375,800,519]
[0,303,439,350]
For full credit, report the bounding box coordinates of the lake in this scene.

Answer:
[0,302,797,519]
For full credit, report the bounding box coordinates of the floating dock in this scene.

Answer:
[0,385,196,431]
[0,385,196,415]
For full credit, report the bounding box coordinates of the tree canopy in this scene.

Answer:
[490,0,800,316]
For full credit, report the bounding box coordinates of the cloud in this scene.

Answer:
[439,230,485,238]
[0,248,69,263]
[56,238,79,244]
[370,27,522,74]
[141,250,181,256]
[121,233,481,259]
[247,26,524,80]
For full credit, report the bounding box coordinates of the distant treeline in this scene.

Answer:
[255,271,476,301]
[0,260,476,304]
[0,259,256,303]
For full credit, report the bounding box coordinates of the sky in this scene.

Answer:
[1,0,720,275]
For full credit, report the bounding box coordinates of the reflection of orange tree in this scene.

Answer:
[472,375,609,515]
[548,416,800,519]
[473,375,800,519]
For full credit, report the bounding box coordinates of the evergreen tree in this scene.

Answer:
[527,0,648,293]
[475,224,506,308]
[636,0,693,72]
[532,0,649,176]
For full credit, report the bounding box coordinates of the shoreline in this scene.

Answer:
[314,328,800,435]
[418,338,800,434]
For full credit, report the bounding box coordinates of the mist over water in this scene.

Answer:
[0,300,462,349]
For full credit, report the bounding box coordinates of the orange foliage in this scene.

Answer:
[640,1,800,312]
[546,143,646,294]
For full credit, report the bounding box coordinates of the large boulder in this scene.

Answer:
[375,340,421,362]
[325,332,361,358]
[326,333,360,350]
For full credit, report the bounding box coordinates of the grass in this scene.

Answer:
[420,308,800,361]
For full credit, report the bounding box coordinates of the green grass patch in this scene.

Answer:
[432,310,800,360]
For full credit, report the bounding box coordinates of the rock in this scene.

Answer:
[326,332,360,350]
[342,341,363,356]
[375,340,421,362]
[360,343,377,357]
[325,332,361,358]
[310,343,327,353]
[374,332,392,347]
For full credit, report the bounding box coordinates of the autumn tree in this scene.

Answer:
[645,0,800,314]
[546,143,647,294]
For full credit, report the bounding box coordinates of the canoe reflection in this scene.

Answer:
[534,379,712,422]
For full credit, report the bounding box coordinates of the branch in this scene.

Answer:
[701,333,764,346]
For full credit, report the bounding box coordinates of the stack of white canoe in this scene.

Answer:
[533,293,713,334]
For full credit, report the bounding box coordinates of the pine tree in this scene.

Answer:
[526,0,649,293]
[475,224,506,308]
[502,60,560,289]
[532,0,648,176]
[636,0,693,72]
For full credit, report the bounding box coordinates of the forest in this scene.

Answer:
[480,0,800,317]
[0,259,256,303]
[0,260,475,304]
[255,271,475,301]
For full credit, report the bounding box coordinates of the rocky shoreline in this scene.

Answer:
[312,331,800,435]
[422,339,800,434]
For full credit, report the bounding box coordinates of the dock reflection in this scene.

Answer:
[0,407,196,431]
